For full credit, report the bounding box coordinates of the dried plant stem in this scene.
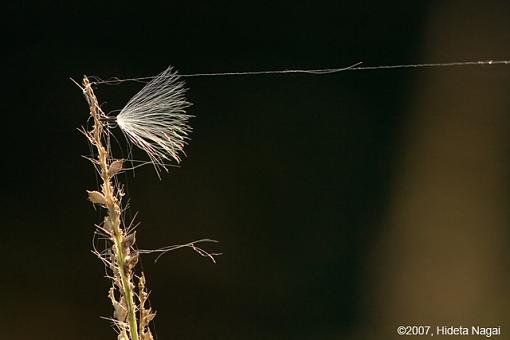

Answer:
[79,70,216,340]
[83,76,142,340]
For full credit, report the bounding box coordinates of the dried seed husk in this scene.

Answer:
[87,190,107,205]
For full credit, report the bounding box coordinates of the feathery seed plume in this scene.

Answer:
[116,67,192,174]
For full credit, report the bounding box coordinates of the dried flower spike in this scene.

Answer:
[79,68,218,340]
[82,76,146,340]
[116,67,192,174]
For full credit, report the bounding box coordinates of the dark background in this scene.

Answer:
[3,1,510,339]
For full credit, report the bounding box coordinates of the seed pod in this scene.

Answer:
[122,232,136,249]
[108,287,127,322]
[125,252,139,271]
[118,331,130,340]
[87,190,107,205]
[109,159,123,177]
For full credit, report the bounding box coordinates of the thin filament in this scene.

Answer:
[90,59,510,85]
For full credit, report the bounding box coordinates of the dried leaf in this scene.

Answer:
[109,159,123,177]
[145,311,156,323]
[87,190,107,205]
[118,330,129,340]
[141,331,154,340]
[108,287,127,322]
[125,252,139,270]
[122,232,136,249]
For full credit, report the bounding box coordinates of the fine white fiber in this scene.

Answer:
[91,59,510,84]
[116,67,192,175]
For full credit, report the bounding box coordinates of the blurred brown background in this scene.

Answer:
[3,1,509,339]
[365,3,510,338]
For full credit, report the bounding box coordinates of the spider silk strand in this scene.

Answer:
[90,59,510,85]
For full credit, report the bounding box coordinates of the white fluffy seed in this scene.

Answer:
[116,67,192,175]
